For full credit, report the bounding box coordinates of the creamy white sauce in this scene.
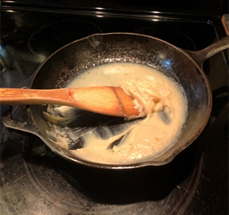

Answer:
[47,63,187,164]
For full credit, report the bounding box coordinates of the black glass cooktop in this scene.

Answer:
[0,4,228,215]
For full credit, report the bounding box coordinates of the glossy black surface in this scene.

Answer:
[0,4,228,215]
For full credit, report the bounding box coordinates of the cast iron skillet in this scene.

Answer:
[2,33,229,169]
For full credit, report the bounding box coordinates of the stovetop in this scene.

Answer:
[0,3,228,215]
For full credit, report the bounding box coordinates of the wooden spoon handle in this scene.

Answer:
[0,88,71,106]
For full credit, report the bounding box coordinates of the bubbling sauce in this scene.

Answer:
[46,63,187,164]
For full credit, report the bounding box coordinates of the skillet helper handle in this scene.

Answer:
[186,36,229,66]
[0,88,70,105]
[2,106,41,136]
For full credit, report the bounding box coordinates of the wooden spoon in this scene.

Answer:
[0,87,139,117]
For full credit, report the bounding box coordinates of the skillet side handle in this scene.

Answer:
[186,36,229,67]
[2,105,40,136]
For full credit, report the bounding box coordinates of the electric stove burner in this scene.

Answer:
[28,20,102,57]
[1,4,228,215]
[0,132,203,214]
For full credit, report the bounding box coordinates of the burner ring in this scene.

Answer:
[0,135,203,214]
[135,27,196,50]
[28,20,102,57]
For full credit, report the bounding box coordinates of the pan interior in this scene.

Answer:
[30,33,211,167]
